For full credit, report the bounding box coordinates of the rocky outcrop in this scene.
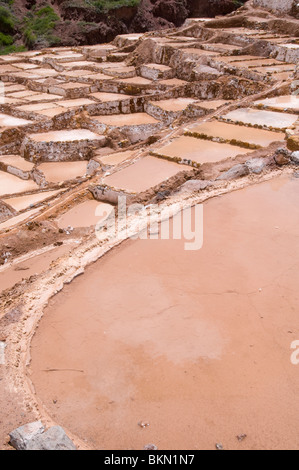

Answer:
[5,0,250,50]
[188,0,248,17]
[253,0,298,17]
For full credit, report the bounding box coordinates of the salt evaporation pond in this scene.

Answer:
[30,175,299,450]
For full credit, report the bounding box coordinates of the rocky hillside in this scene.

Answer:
[0,0,247,53]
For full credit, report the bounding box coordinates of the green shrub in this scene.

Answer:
[62,0,140,11]
[47,35,61,46]
[0,44,26,55]
[23,6,60,48]
[0,32,13,46]
[90,0,140,11]
[23,27,37,48]
[0,5,15,33]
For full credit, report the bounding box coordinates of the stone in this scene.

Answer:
[291,151,299,164]
[144,443,158,450]
[9,423,76,451]
[26,426,77,451]
[245,157,267,174]
[217,164,249,181]
[193,64,223,81]
[86,159,101,176]
[9,421,45,450]
[253,0,296,15]
[90,185,133,205]
[274,149,290,166]
[287,136,299,152]
[31,168,48,188]
[178,179,212,192]
[155,190,171,201]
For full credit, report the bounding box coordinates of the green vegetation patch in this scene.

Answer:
[0,44,26,55]
[0,2,15,34]
[23,5,61,48]
[87,0,140,12]
[0,32,13,46]
[0,1,19,54]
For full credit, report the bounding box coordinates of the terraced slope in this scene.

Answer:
[0,0,252,53]
[0,0,299,451]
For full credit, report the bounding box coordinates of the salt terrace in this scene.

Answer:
[0,0,299,451]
